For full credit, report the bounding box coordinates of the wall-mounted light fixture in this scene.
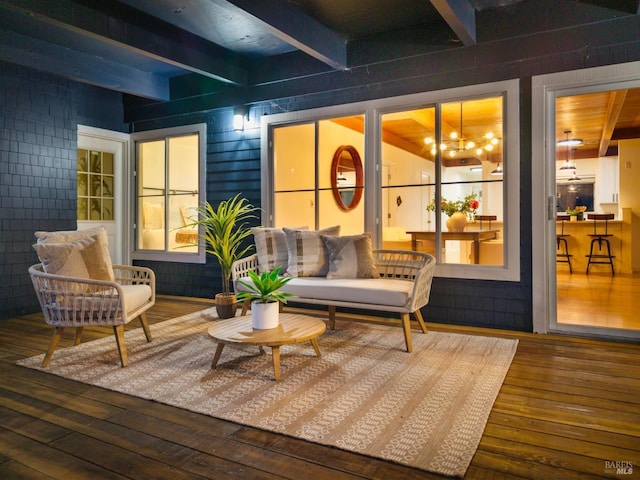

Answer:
[233,105,248,131]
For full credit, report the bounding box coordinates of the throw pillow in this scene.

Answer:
[284,225,340,277]
[179,204,199,226]
[33,235,113,281]
[323,233,378,279]
[143,202,164,229]
[252,226,307,273]
[34,226,115,281]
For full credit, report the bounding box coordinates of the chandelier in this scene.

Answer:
[423,102,500,159]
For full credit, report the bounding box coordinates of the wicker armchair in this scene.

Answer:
[29,263,156,367]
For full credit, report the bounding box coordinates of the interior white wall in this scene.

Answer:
[272,119,365,234]
[619,139,640,271]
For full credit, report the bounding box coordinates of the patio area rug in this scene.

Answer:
[17,307,518,477]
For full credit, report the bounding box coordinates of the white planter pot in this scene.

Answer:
[251,301,279,329]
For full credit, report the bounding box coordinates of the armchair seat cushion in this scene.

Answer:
[52,285,153,323]
[122,285,153,312]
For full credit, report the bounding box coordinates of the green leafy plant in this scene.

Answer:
[191,194,259,297]
[566,205,587,216]
[237,267,293,304]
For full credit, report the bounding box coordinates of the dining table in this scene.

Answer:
[407,229,499,264]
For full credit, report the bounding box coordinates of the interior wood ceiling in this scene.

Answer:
[336,87,640,166]
[556,88,640,160]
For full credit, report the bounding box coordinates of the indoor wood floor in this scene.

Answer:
[557,271,640,331]
[1,296,639,480]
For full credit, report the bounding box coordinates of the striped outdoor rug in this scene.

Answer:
[17,308,518,477]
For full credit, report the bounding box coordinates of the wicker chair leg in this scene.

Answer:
[139,313,152,342]
[74,327,83,345]
[113,325,129,367]
[42,327,65,367]
[400,313,413,353]
[413,309,428,334]
[328,306,336,330]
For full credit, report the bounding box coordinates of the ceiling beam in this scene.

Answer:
[611,126,640,139]
[0,29,170,100]
[429,0,477,45]
[224,0,348,70]
[0,0,248,85]
[598,89,627,157]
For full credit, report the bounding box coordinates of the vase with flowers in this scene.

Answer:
[427,193,480,232]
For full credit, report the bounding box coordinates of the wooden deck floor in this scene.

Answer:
[1,296,639,479]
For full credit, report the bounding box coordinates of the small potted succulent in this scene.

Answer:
[237,267,293,329]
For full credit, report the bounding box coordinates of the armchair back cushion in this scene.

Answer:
[32,235,113,282]
[34,226,115,281]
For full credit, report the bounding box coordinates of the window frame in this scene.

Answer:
[131,123,206,264]
[261,80,520,281]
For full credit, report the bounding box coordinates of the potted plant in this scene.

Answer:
[566,205,587,221]
[427,193,479,232]
[192,194,259,318]
[237,267,293,329]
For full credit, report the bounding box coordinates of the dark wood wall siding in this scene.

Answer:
[2,17,640,329]
[0,62,127,319]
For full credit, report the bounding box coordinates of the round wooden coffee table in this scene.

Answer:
[208,313,326,380]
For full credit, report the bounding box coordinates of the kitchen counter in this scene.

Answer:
[556,212,633,274]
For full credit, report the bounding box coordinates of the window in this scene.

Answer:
[132,124,206,263]
[263,80,519,281]
[381,97,504,266]
[272,116,365,234]
[77,149,114,221]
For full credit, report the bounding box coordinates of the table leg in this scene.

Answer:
[310,338,322,357]
[271,346,281,381]
[473,240,480,264]
[211,343,225,369]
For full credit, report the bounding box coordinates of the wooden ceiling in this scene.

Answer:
[556,88,640,160]
[336,89,640,166]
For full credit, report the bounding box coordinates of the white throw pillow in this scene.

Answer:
[34,226,115,281]
[33,235,113,282]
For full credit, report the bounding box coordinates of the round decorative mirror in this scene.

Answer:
[331,145,363,211]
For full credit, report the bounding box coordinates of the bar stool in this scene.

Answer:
[556,214,572,273]
[475,215,497,229]
[585,213,615,275]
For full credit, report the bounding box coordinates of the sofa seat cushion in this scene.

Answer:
[236,276,412,308]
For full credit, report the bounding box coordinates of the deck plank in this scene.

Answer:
[1,295,638,479]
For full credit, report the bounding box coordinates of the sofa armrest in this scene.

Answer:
[231,254,259,293]
[373,250,436,312]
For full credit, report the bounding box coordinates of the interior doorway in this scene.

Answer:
[77,126,130,265]
[532,62,640,341]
